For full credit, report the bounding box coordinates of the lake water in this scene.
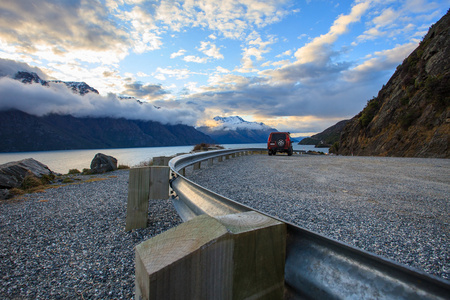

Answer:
[0,144,327,174]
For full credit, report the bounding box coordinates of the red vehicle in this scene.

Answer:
[267,132,293,156]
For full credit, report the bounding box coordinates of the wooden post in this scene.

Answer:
[193,161,201,170]
[125,166,170,231]
[218,156,223,162]
[208,158,213,167]
[135,211,286,299]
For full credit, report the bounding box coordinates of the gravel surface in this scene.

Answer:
[187,154,450,280]
[0,170,182,299]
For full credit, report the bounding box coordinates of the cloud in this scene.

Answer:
[344,42,418,82]
[170,49,186,58]
[151,0,292,39]
[183,55,209,63]
[0,76,199,125]
[295,1,371,64]
[0,58,48,79]
[121,82,169,100]
[199,41,224,59]
[0,0,129,64]
[153,67,193,80]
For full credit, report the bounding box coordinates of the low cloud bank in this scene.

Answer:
[0,76,198,125]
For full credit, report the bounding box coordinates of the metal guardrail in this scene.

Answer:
[168,149,450,299]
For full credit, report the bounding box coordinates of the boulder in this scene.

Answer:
[0,158,53,189]
[90,153,118,174]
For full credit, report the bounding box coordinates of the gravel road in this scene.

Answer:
[187,154,450,281]
[1,154,448,299]
[0,170,182,299]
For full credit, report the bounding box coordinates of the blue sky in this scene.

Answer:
[0,0,448,136]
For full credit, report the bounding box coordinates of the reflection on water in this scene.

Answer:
[0,143,327,174]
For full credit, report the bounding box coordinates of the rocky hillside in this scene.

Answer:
[299,120,349,148]
[0,110,215,152]
[335,11,449,158]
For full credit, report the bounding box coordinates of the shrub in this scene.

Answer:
[62,178,74,184]
[118,164,130,169]
[68,169,81,175]
[329,142,340,154]
[40,174,56,184]
[82,168,93,175]
[400,109,421,129]
[21,174,44,190]
[359,98,380,127]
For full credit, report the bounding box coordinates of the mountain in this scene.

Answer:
[334,11,450,158]
[14,71,99,95]
[0,109,215,152]
[299,120,349,147]
[196,116,277,144]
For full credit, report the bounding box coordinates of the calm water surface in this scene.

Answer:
[0,144,326,173]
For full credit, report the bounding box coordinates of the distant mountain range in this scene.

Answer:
[0,109,215,152]
[196,116,277,144]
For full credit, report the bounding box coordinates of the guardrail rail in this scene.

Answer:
[168,148,450,299]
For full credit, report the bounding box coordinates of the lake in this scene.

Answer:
[0,144,327,174]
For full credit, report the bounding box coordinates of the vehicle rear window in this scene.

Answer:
[270,133,286,141]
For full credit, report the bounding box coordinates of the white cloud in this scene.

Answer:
[276,50,292,58]
[295,1,371,64]
[344,42,418,82]
[216,66,231,73]
[153,67,193,80]
[183,55,209,63]
[170,49,186,58]
[199,41,224,59]
[0,76,200,125]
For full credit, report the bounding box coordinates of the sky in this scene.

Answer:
[0,0,448,137]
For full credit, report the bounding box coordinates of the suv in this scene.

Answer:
[267,132,293,156]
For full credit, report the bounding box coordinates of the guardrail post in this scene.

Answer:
[193,161,201,170]
[153,156,172,166]
[218,156,223,162]
[135,211,286,300]
[125,166,170,231]
[208,158,213,167]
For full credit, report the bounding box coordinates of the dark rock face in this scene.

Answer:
[0,158,53,189]
[90,153,118,174]
[337,11,450,158]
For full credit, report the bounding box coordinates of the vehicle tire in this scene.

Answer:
[288,147,293,156]
[268,151,272,156]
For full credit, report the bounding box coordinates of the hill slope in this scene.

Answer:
[0,110,215,152]
[299,120,349,147]
[335,11,450,158]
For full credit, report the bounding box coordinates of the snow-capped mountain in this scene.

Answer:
[51,80,99,95]
[212,116,274,131]
[197,116,277,144]
[13,71,99,95]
